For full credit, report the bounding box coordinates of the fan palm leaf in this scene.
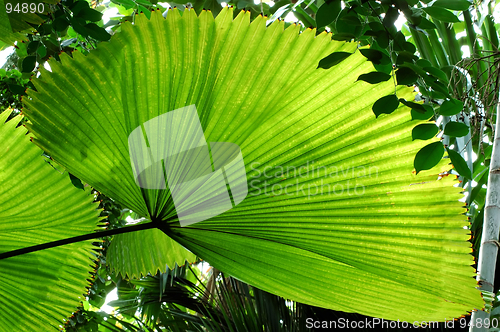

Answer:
[0,110,101,331]
[21,8,482,322]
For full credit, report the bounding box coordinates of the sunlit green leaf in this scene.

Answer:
[0,110,101,331]
[22,8,482,322]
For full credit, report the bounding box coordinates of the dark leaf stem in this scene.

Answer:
[0,221,161,260]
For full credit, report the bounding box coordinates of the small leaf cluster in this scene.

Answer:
[0,68,32,111]
[315,0,480,176]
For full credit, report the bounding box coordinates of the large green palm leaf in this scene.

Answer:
[22,8,482,321]
[0,110,101,331]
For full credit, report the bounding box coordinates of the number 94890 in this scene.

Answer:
[6,2,45,14]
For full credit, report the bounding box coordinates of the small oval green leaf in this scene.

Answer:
[423,66,449,82]
[383,6,399,28]
[27,41,40,54]
[110,0,136,9]
[85,23,111,41]
[396,67,418,85]
[431,79,450,95]
[414,141,445,174]
[416,59,433,68]
[316,0,341,28]
[373,30,389,48]
[444,121,469,137]
[318,51,352,69]
[69,173,85,190]
[396,51,419,65]
[411,108,434,120]
[359,49,391,65]
[37,44,47,58]
[70,0,91,15]
[439,98,463,116]
[21,56,36,73]
[412,123,439,140]
[403,42,417,54]
[357,72,391,84]
[340,15,361,26]
[418,17,437,29]
[137,5,151,19]
[423,7,460,23]
[399,99,433,114]
[372,94,399,118]
[433,0,472,11]
[331,33,356,41]
[54,16,71,32]
[446,148,472,179]
[7,83,26,95]
[69,17,89,37]
[77,8,104,22]
[399,63,427,77]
